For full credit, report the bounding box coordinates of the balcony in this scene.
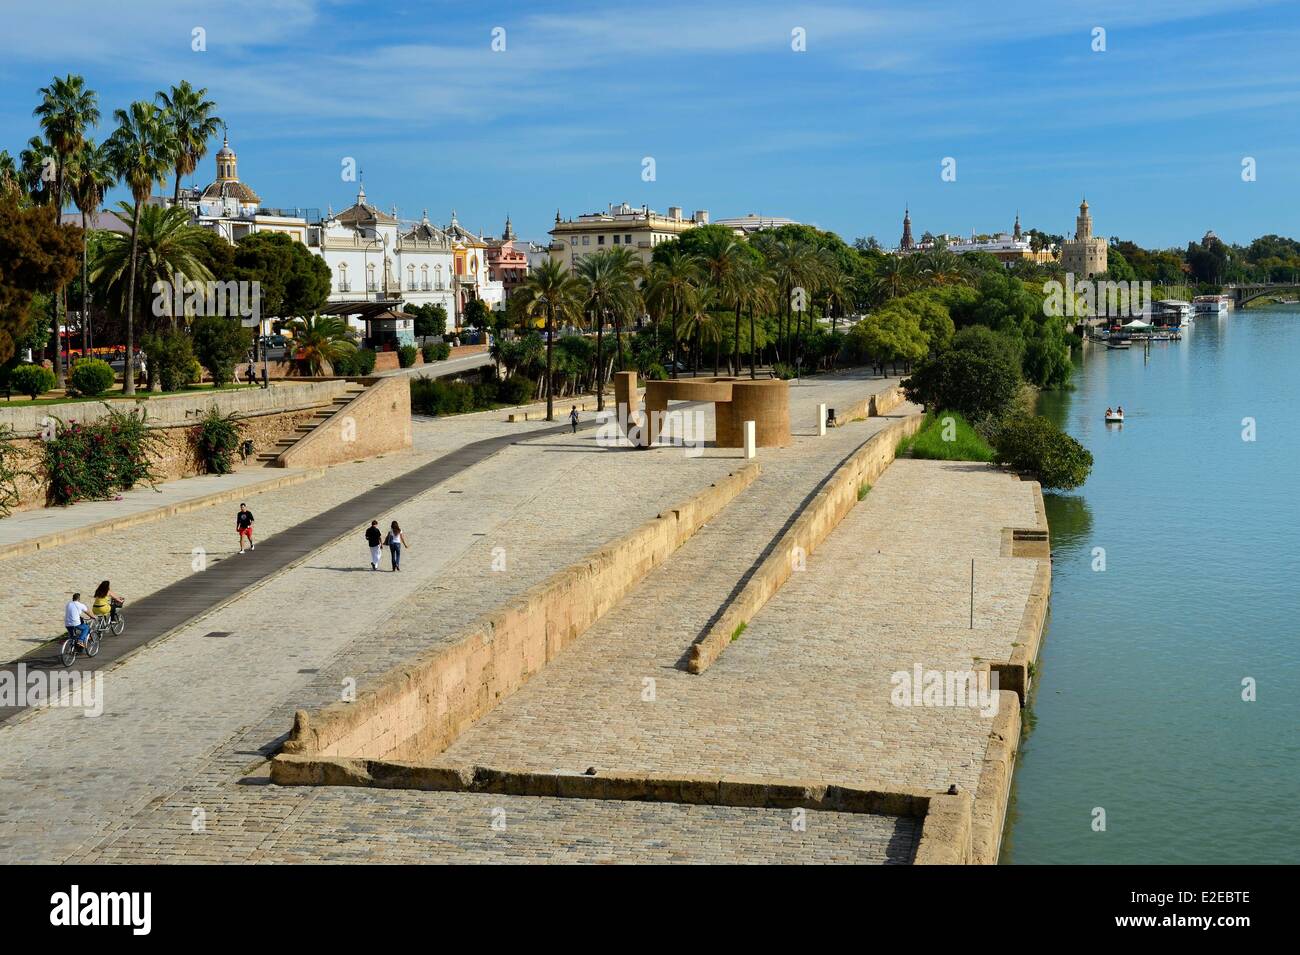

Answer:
[337,281,351,292]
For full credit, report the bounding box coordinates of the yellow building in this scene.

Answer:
[1060,199,1108,278]
[549,202,708,268]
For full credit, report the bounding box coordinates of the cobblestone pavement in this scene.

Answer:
[1,399,659,663]
[0,373,918,864]
[439,458,1040,799]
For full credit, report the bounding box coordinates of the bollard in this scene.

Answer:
[818,403,827,437]
[743,420,756,459]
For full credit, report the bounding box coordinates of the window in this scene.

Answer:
[626,234,632,244]
[597,235,605,245]
[613,235,620,245]
[582,235,590,246]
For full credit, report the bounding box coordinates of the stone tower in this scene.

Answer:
[900,207,914,250]
[1060,198,1107,278]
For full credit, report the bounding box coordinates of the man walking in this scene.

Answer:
[236,503,255,553]
[365,520,383,570]
[569,405,579,433]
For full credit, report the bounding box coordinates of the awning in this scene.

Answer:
[316,300,405,321]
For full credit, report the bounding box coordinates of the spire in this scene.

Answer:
[504,214,515,240]
[555,208,562,224]
[1013,211,1022,241]
[356,182,367,205]
[900,206,914,251]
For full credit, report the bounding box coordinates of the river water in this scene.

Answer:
[1001,305,1300,864]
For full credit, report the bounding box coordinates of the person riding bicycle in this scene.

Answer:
[91,580,125,622]
[64,592,93,648]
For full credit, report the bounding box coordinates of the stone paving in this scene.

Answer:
[438,458,1041,798]
[0,372,920,864]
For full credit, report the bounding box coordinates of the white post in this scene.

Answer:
[818,403,827,436]
[743,420,756,459]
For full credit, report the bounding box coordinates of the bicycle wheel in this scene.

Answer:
[111,612,124,636]
[85,632,101,658]
[59,638,77,667]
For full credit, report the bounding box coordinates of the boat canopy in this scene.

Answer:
[1123,319,1153,329]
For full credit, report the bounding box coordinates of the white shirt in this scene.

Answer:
[65,600,88,627]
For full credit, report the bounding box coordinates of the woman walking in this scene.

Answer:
[384,520,409,572]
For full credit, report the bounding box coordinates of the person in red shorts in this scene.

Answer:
[236,503,255,553]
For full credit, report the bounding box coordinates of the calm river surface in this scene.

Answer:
[1002,305,1300,864]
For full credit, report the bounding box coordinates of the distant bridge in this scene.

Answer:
[1224,283,1300,307]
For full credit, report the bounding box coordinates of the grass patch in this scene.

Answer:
[857,482,871,500]
[897,411,995,463]
[730,621,747,642]
[2,382,261,406]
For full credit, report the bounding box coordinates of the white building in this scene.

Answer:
[308,187,457,335]
[181,135,311,244]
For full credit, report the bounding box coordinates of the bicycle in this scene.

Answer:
[107,600,125,637]
[58,616,104,667]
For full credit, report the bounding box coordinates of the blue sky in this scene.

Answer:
[2,0,1297,248]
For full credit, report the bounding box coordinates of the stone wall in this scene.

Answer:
[688,411,924,673]
[280,464,761,762]
[276,376,412,468]
[0,382,349,513]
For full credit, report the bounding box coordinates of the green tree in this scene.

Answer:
[285,314,355,376]
[107,100,177,394]
[576,247,645,409]
[903,325,1023,423]
[191,315,249,386]
[68,139,116,354]
[233,231,331,319]
[156,81,221,203]
[34,73,100,387]
[0,197,82,365]
[514,260,583,420]
[644,248,703,378]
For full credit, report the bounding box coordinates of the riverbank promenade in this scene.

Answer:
[0,371,1046,864]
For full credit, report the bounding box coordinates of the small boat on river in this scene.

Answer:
[1105,408,1125,423]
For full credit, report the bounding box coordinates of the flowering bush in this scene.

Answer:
[43,406,161,505]
[196,406,243,475]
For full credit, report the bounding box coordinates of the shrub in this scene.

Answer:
[10,364,55,399]
[497,373,534,406]
[352,348,376,375]
[423,341,451,363]
[410,377,498,416]
[993,415,1093,490]
[196,406,243,475]
[398,344,418,368]
[191,315,251,387]
[144,332,198,392]
[69,359,115,397]
[897,412,995,463]
[772,362,795,380]
[43,406,161,505]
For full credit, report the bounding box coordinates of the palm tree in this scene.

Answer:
[733,259,777,378]
[34,74,99,387]
[681,307,724,376]
[576,247,644,410]
[92,202,214,337]
[875,254,916,301]
[695,232,747,375]
[106,100,177,395]
[756,237,821,364]
[818,257,854,369]
[69,139,117,354]
[18,137,56,204]
[0,150,20,200]
[644,248,702,378]
[156,81,221,204]
[284,314,355,375]
[516,260,583,420]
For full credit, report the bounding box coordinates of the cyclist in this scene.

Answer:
[91,580,125,624]
[64,592,93,648]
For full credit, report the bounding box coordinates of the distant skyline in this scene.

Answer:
[2,0,1297,249]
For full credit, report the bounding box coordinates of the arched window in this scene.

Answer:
[337,263,349,292]
[407,264,416,290]
[420,265,430,290]
[366,263,377,292]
